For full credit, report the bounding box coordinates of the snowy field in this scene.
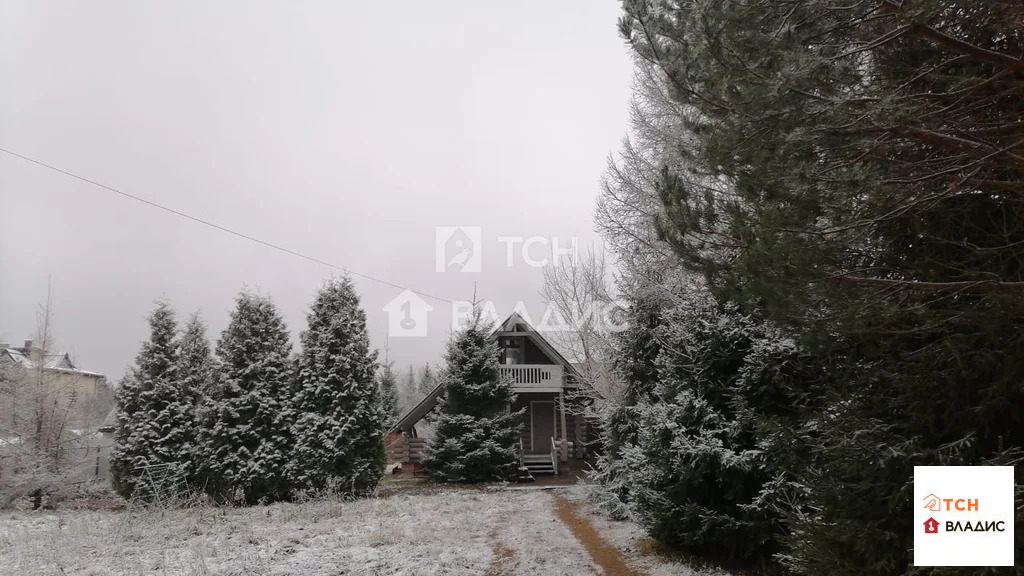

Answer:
[0,485,731,575]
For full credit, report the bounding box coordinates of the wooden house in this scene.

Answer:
[388,313,592,476]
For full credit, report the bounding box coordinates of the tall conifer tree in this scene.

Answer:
[110,301,189,500]
[199,292,294,504]
[377,361,400,425]
[424,308,522,482]
[291,278,384,496]
[176,311,214,485]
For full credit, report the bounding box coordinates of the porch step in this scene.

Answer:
[522,455,556,476]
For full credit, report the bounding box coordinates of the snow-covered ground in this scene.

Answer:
[0,485,731,575]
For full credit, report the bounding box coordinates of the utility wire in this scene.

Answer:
[0,146,455,304]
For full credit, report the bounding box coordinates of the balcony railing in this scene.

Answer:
[500,364,563,390]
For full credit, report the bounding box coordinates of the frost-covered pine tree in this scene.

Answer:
[199,292,294,504]
[110,301,192,500]
[423,307,522,483]
[176,311,215,485]
[291,278,384,497]
[377,360,400,425]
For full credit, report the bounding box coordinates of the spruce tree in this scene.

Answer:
[377,361,400,425]
[291,278,384,496]
[199,292,294,504]
[418,363,437,396]
[400,365,419,412]
[423,308,522,483]
[110,301,190,500]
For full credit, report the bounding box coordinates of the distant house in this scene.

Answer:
[388,313,595,477]
[0,340,114,483]
[0,339,107,424]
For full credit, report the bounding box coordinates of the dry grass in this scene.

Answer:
[0,487,597,575]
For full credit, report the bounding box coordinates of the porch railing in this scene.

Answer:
[500,364,563,390]
[550,436,558,476]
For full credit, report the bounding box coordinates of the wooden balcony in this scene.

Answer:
[500,364,563,392]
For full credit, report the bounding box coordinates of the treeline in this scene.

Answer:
[595,1,1023,574]
[110,278,387,504]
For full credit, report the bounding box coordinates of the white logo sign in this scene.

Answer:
[383,290,433,337]
[435,226,482,273]
[914,465,1014,567]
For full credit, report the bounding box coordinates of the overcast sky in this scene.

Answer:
[0,1,634,381]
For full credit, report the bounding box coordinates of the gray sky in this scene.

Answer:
[0,1,634,381]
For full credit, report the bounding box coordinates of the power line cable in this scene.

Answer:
[0,146,455,304]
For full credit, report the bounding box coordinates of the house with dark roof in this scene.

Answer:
[388,313,596,477]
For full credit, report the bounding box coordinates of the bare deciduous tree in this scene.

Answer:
[0,291,94,508]
[540,246,623,405]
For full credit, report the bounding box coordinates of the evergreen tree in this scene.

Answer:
[423,308,522,483]
[178,312,215,399]
[590,287,665,519]
[399,364,419,413]
[110,301,191,500]
[176,311,215,485]
[609,1,1024,573]
[199,292,294,504]
[291,278,384,496]
[623,299,815,565]
[377,361,400,425]
[418,363,437,396]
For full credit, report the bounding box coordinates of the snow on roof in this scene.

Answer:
[1,348,105,378]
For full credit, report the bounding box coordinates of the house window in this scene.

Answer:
[502,338,523,365]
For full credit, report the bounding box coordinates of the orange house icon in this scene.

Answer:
[922,493,940,511]
[924,517,939,534]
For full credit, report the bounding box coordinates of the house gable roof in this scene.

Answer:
[489,312,582,381]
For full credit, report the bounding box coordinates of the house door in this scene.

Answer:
[530,401,555,453]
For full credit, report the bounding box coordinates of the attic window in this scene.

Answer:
[502,338,522,365]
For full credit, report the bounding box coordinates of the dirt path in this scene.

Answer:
[554,494,642,576]
[485,529,519,576]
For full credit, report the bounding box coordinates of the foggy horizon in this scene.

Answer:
[0,1,634,381]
